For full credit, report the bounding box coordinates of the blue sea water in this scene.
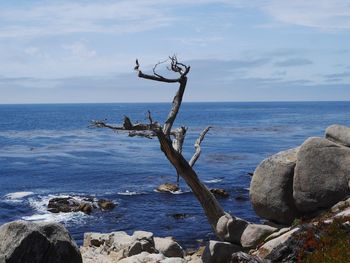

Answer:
[1,101,350,248]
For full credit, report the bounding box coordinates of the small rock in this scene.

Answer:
[240,224,277,248]
[154,237,184,258]
[79,203,93,214]
[325,124,350,147]
[210,188,229,198]
[202,240,242,263]
[98,199,116,210]
[157,183,180,193]
[216,214,249,244]
[118,252,165,263]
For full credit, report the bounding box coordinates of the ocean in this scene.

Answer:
[1,102,350,248]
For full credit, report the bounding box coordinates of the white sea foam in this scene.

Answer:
[153,189,191,195]
[203,179,223,183]
[23,194,88,224]
[117,190,143,196]
[4,191,34,200]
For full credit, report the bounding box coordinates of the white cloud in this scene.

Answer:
[0,1,174,38]
[62,41,96,58]
[262,0,350,30]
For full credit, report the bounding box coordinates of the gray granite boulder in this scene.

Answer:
[215,213,248,244]
[154,237,184,258]
[240,224,277,249]
[293,137,350,213]
[325,124,350,147]
[0,220,82,263]
[250,148,300,224]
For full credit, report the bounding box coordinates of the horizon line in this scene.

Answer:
[1,100,350,105]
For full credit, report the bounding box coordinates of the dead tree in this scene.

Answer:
[92,56,248,243]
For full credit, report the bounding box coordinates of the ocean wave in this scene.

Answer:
[117,190,145,196]
[4,191,34,201]
[153,189,191,195]
[203,179,223,183]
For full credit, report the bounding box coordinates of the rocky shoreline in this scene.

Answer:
[1,124,350,262]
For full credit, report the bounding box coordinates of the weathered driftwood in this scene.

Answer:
[92,56,226,238]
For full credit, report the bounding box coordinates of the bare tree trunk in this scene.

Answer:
[92,56,247,244]
[155,128,225,232]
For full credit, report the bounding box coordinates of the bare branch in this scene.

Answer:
[135,58,180,83]
[163,77,187,137]
[91,116,161,138]
[152,58,170,78]
[189,126,212,167]
[171,126,187,154]
[147,110,153,125]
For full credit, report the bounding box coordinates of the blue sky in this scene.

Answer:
[0,0,349,103]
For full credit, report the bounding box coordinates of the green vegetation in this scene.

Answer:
[297,217,350,263]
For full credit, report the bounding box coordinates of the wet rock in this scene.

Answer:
[48,196,116,214]
[97,199,116,210]
[210,188,229,198]
[156,183,180,193]
[0,220,82,263]
[48,197,81,213]
[250,147,299,224]
[79,203,93,214]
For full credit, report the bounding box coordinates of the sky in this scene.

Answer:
[0,0,349,103]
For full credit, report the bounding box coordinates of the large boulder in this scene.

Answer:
[293,137,350,213]
[250,148,299,224]
[325,124,350,147]
[0,220,82,263]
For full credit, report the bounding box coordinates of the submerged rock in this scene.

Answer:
[210,188,229,198]
[0,220,82,263]
[97,199,116,211]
